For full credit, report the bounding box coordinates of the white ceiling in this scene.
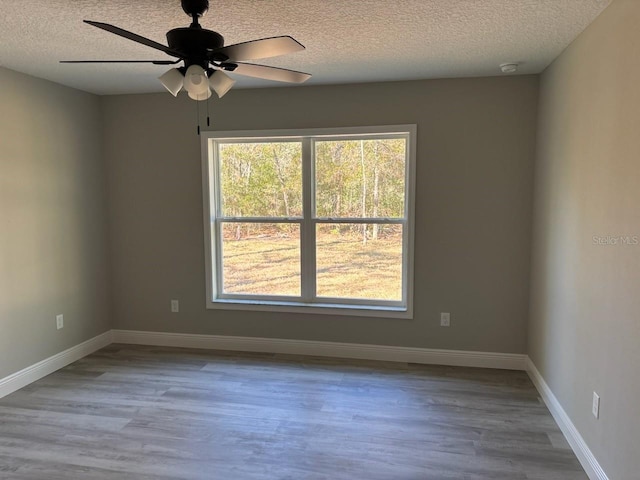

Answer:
[0,0,610,95]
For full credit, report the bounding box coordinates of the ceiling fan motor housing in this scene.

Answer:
[166,28,225,68]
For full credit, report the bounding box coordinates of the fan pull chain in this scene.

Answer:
[196,97,201,135]
[207,95,211,127]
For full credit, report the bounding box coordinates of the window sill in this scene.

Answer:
[206,299,413,319]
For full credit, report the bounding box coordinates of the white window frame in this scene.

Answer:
[201,125,417,319]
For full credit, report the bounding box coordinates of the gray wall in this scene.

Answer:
[103,75,538,353]
[529,0,640,477]
[0,67,111,378]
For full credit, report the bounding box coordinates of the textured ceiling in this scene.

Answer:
[0,0,610,95]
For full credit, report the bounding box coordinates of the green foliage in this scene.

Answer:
[315,138,406,219]
[218,137,407,240]
[219,142,302,217]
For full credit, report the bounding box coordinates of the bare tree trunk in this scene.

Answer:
[372,142,380,240]
[272,147,290,217]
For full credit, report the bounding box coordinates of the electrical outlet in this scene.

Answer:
[592,392,600,419]
[171,300,179,313]
[440,312,451,327]
[56,314,64,330]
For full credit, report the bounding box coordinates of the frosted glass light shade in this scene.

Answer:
[158,68,184,97]
[183,65,209,95]
[188,88,212,101]
[209,70,236,98]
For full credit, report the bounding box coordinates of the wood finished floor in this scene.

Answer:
[0,345,586,480]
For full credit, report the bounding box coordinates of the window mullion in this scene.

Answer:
[214,217,224,296]
[218,217,302,223]
[301,137,316,301]
[212,141,223,297]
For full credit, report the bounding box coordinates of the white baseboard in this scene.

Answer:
[0,329,525,401]
[526,358,609,480]
[111,329,527,370]
[0,331,113,399]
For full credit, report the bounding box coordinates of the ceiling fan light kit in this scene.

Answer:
[158,68,186,97]
[183,65,209,95]
[209,70,236,98]
[62,0,311,103]
[159,66,236,100]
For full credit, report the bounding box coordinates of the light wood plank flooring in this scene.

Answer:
[0,344,587,479]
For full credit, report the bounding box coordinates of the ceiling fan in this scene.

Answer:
[61,0,311,101]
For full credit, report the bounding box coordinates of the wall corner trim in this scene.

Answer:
[0,330,113,399]
[111,329,527,370]
[526,357,609,480]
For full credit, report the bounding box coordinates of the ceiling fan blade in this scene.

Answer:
[210,36,305,62]
[61,60,181,65]
[230,63,311,83]
[84,20,182,57]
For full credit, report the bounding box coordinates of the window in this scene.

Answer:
[201,125,416,318]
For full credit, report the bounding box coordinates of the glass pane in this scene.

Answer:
[219,142,302,217]
[315,138,406,218]
[316,224,403,301]
[221,223,300,296]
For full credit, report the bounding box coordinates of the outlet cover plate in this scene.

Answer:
[440,312,451,327]
[56,314,64,330]
[171,300,179,313]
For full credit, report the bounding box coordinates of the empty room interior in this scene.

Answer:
[0,0,638,478]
